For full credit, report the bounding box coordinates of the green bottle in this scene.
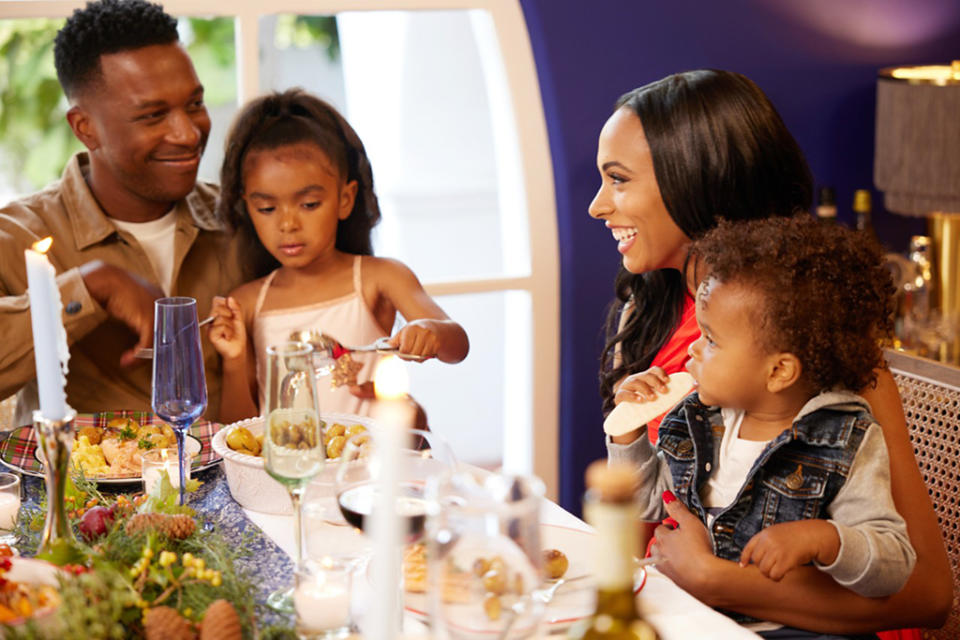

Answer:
[568,462,658,640]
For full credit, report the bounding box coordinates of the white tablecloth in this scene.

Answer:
[244,496,759,639]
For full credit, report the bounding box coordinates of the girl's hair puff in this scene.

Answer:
[217,88,381,279]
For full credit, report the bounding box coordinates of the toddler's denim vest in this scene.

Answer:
[657,393,871,564]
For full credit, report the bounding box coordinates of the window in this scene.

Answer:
[0,0,558,496]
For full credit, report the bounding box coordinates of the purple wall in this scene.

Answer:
[517,0,960,512]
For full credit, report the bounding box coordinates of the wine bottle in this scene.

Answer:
[853,189,875,238]
[816,186,838,223]
[568,462,658,640]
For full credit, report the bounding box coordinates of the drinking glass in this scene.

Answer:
[334,429,456,542]
[263,341,325,612]
[151,297,207,507]
[333,429,455,635]
[425,471,546,640]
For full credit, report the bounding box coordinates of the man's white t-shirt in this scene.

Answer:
[111,210,177,296]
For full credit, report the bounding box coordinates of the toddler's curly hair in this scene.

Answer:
[692,215,896,393]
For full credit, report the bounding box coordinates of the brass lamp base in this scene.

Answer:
[929,212,960,365]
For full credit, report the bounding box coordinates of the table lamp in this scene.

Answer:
[874,61,960,364]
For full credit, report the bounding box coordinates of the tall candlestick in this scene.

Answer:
[368,356,413,640]
[24,237,70,421]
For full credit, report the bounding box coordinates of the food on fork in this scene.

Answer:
[603,372,695,436]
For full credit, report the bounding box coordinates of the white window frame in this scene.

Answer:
[1,0,560,499]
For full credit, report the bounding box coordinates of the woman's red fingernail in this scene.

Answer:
[662,490,677,504]
[663,517,679,529]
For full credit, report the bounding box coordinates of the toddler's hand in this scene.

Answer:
[389,319,441,360]
[208,296,246,362]
[739,520,840,581]
[614,366,670,405]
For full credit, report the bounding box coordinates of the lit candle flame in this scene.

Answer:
[373,356,408,400]
[32,237,53,254]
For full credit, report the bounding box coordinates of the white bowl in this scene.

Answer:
[211,412,376,515]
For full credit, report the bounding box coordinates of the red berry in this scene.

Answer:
[78,505,115,541]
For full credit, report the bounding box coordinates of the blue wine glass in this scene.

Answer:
[151,297,207,506]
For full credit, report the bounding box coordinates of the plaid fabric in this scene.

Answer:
[0,411,222,479]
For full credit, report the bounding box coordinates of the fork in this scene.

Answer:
[496,574,588,640]
[134,315,215,359]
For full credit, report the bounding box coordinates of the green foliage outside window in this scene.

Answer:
[0,15,337,196]
[0,17,240,195]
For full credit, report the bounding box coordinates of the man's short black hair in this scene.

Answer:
[54,0,179,98]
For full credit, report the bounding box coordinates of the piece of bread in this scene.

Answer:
[603,372,695,437]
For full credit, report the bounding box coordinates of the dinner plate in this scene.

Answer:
[399,523,647,633]
[0,411,222,484]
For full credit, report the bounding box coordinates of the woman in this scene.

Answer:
[590,69,951,634]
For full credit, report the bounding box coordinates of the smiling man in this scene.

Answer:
[0,0,243,423]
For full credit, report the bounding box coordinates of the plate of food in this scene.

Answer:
[397,523,645,634]
[0,411,221,484]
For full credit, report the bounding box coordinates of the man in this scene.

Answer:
[0,0,243,424]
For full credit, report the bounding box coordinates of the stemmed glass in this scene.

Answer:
[262,341,325,613]
[334,428,456,542]
[151,297,207,507]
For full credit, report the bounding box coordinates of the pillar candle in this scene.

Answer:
[368,356,413,640]
[24,237,70,421]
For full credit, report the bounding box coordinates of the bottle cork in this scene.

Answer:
[585,460,638,503]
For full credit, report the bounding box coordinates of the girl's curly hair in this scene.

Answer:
[692,215,896,393]
[217,88,381,280]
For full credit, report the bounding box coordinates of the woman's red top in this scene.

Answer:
[646,293,698,442]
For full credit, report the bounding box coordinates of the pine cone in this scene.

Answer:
[125,513,197,539]
[200,599,243,640]
[144,606,196,640]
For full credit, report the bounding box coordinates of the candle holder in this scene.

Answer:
[33,409,76,554]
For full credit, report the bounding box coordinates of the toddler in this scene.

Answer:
[608,215,914,637]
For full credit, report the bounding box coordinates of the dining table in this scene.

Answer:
[16,460,760,639]
[243,467,761,640]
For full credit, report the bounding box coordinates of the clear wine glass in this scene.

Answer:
[425,471,546,639]
[262,341,325,613]
[151,297,207,507]
[334,428,456,542]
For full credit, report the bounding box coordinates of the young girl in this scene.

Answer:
[208,89,469,423]
[609,216,914,638]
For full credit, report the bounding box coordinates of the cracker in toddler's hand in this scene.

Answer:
[604,372,695,437]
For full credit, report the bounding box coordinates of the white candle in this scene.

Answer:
[24,237,70,421]
[142,448,189,495]
[0,493,20,531]
[368,356,413,640]
[294,569,351,631]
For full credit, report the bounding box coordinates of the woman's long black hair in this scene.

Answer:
[217,88,381,280]
[599,70,813,413]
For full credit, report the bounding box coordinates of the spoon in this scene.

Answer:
[134,315,215,359]
[288,329,429,362]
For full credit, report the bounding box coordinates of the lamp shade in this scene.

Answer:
[874,63,960,216]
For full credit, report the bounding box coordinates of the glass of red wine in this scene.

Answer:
[334,428,455,543]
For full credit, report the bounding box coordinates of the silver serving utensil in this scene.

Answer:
[134,315,214,359]
[288,329,429,362]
